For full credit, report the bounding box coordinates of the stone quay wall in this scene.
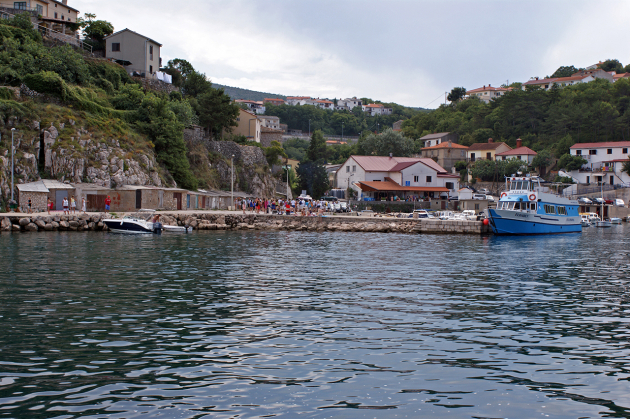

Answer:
[1,212,490,235]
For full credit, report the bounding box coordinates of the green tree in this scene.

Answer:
[531,149,552,172]
[551,65,579,78]
[265,141,287,166]
[599,59,623,74]
[622,157,630,176]
[557,154,587,171]
[357,128,414,156]
[447,87,467,103]
[82,19,114,50]
[296,161,329,198]
[196,87,239,138]
[282,137,309,161]
[306,130,327,161]
[183,71,212,97]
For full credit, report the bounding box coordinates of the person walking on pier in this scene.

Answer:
[47,198,53,214]
[81,197,86,213]
[62,197,69,215]
[105,196,111,212]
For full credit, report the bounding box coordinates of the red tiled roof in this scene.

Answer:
[422,142,469,150]
[496,146,537,156]
[553,75,589,82]
[315,100,334,104]
[570,142,630,149]
[286,96,311,100]
[522,77,557,85]
[467,142,511,151]
[467,86,512,94]
[357,180,449,193]
[390,161,420,171]
[347,156,448,174]
[365,103,384,108]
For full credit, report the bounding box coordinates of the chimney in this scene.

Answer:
[389,153,393,158]
[516,138,522,148]
[489,84,491,87]
[488,138,494,143]
[448,140,452,147]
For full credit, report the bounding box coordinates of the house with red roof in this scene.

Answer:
[496,139,537,164]
[466,139,511,162]
[337,155,459,201]
[420,141,468,172]
[362,103,393,116]
[466,85,512,103]
[313,99,334,110]
[567,141,630,186]
[263,98,285,106]
[234,99,266,114]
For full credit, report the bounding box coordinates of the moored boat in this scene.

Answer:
[484,176,581,235]
[596,219,612,228]
[610,218,622,224]
[103,213,162,234]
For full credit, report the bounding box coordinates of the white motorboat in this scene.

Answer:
[103,214,162,234]
[596,220,612,228]
[580,215,591,227]
[610,218,622,225]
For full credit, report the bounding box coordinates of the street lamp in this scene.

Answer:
[11,128,16,203]
[231,154,234,211]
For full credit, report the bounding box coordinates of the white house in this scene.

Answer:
[336,97,363,111]
[466,85,512,103]
[234,100,266,114]
[495,139,538,164]
[258,115,281,130]
[567,141,630,186]
[285,96,311,106]
[313,99,334,110]
[337,155,459,200]
[362,103,393,116]
[104,29,162,77]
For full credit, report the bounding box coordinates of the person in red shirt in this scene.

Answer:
[105,196,111,212]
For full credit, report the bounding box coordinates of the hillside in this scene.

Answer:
[214,84,286,101]
[0,17,279,207]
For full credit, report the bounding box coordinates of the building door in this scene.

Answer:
[55,190,68,211]
[586,176,590,184]
[441,200,447,210]
[87,195,106,212]
[610,176,614,185]
[136,189,142,209]
[470,153,476,162]
[158,190,164,208]
[174,193,182,210]
[486,152,492,160]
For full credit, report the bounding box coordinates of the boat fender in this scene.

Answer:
[529,194,536,201]
[501,192,507,198]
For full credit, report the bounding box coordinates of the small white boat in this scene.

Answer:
[596,220,612,228]
[610,218,622,225]
[162,225,193,233]
[103,215,162,234]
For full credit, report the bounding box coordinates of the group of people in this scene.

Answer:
[235,198,335,216]
[39,196,87,215]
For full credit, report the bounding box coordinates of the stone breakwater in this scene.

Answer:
[0,213,491,235]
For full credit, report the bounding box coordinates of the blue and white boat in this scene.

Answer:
[485,176,581,235]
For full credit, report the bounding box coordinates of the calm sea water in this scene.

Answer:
[1,227,630,419]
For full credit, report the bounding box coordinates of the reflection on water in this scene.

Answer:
[1,227,630,418]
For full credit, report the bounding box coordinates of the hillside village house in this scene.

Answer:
[467,139,512,162]
[258,115,281,130]
[466,85,512,103]
[105,29,161,77]
[495,138,537,164]
[285,96,311,106]
[235,99,266,114]
[521,69,613,91]
[313,99,334,110]
[362,103,393,116]
[336,97,363,111]
[420,141,468,172]
[263,98,285,106]
[419,132,459,148]
[337,155,460,202]
[227,108,261,142]
[0,0,79,37]
[567,141,630,186]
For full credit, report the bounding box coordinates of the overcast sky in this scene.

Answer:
[74,0,630,108]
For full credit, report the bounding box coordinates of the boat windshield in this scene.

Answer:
[510,180,531,191]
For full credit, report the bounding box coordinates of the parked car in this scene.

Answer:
[333,202,342,212]
[412,209,434,219]
[339,202,349,212]
[593,197,605,204]
[604,199,614,205]
[486,195,495,202]
[615,199,625,207]
[478,188,491,195]
[473,194,487,200]
[578,197,593,204]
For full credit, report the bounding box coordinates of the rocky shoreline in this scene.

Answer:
[0,212,490,235]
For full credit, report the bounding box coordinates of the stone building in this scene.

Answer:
[16,180,75,212]
[260,126,284,147]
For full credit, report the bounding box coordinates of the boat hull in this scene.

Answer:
[486,209,582,235]
[103,219,158,234]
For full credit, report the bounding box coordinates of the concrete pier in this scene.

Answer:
[0,211,491,235]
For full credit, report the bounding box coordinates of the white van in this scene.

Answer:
[615,199,625,207]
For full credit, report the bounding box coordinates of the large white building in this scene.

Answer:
[567,141,630,186]
[337,155,460,200]
[336,97,363,111]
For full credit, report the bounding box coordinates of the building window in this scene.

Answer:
[426,176,432,183]
[623,148,628,154]
[470,153,476,162]
[61,14,64,20]
[149,65,153,74]
[486,152,492,160]
[112,43,120,52]
[576,150,582,155]
[607,149,613,154]
[446,182,454,189]
[352,165,356,172]
[586,176,590,184]
[149,45,154,61]
[346,166,350,173]
[14,2,26,10]
[36,4,43,14]
[54,12,58,18]
[414,176,419,182]
[475,203,480,210]
[589,150,597,155]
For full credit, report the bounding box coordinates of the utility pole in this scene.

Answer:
[11,128,16,203]
[231,154,234,211]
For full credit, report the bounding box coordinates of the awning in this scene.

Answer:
[357,180,449,193]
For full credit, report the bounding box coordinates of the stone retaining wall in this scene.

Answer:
[1,212,490,235]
